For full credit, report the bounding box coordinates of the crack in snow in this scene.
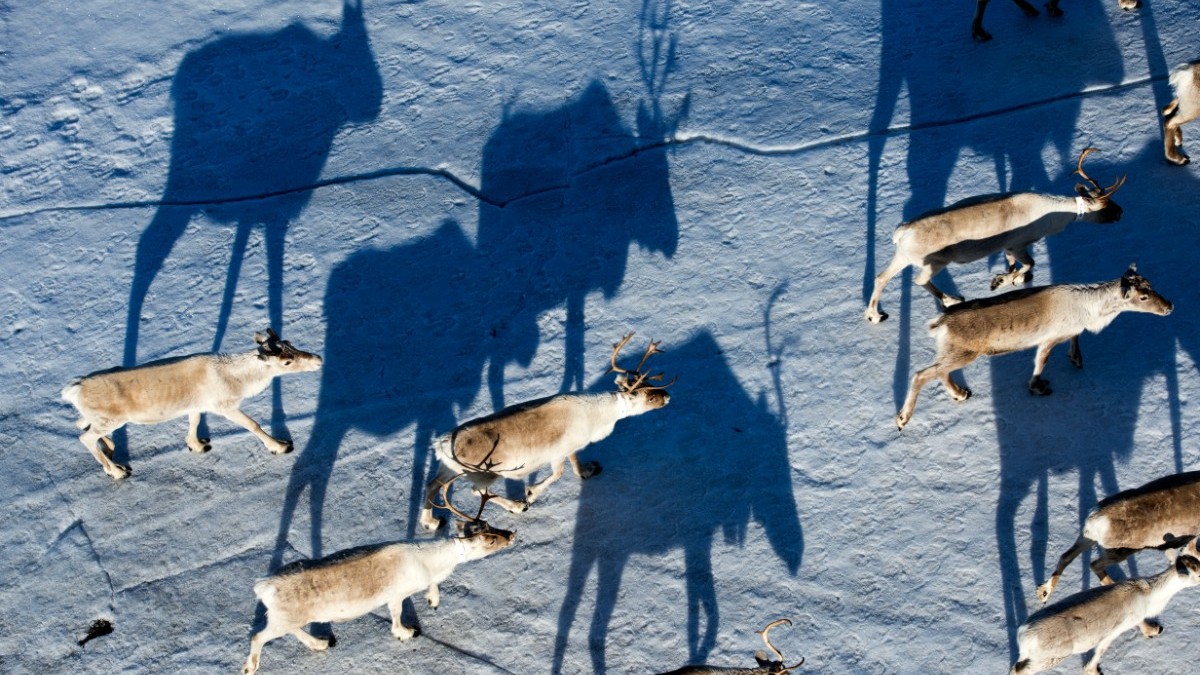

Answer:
[0,70,1170,225]
[30,460,117,610]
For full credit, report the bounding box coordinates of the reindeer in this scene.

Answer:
[657,618,804,675]
[243,485,514,675]
[1163,61,1200,165]
[1037,470,1200,605]
[418,333,673,531]
[865,148,1125,324]
[61,329,321,479]
[1011,539,1200,675]
[972,0,1139,42]
[895,265,1172,430]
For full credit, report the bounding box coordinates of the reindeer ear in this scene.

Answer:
[1075,184,1090,196]
[754,650,771,667]
[254,331,268,345]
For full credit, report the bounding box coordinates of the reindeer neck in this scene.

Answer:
[1064,280,1128,334]
[1145,565,1191,616]
[219,351,279,396]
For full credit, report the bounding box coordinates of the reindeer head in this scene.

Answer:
[253,328,324,372]
[609,332,675,413]
[751,619,805,674]
[1166,537,1200,583]
[430,474,516,552]
[1119,264,1173,316]
[1073,147,1126,224]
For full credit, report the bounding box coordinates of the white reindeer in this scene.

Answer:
[972,0,1138,42]
[1037,470,1200,604]
[1011,539,1200,675]
[656,618,804,675]
[865,148,1125,324]
[61,328,321,479]
[242,486,514,675]
[418,333,673,531]
[1163,61,1200,166]
[895,265,1172,430]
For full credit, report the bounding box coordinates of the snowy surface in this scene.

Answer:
[2,0,1200,672]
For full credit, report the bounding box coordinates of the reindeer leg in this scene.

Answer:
[525,459,566,504]
[1164,108,1190,165]
[214,407,291,454]
[568,452,601,479]
[292,629,332,651]
[420,464,459,531]
[1067,335,1083,368]
[898,349,977,430]
[81,425,130,479]
[865,254,908,323]
[992,251,1018,290]
[97,434,116,459]
[1090,547,1134,585]
[1028,341,1061,395]
[388,598,417,640]
[1140,617,1164,637]
[243,619,291,675]
[425,583,440,609]
[1083,633,1119,675]
[186,412,211,453]
[916,264,963,308]
[1037,535,1095,602]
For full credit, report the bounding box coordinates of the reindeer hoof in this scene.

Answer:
[1028,378,1052,396]
[972,27,993,42]
[1167,154,1191,166]
[895,412,911,431]
[190,438,212,453]
[990,275,1006,291]
[272,440,293,455]
[1035,583,1052,603]
[1142,619,1163,637]
[1118,0,1140,9]
[952,387,972,402]
[941,295,964,308]
[581,462,602,479]
[865,308,888,323]
[109,464,132,480]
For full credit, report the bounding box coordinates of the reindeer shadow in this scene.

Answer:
[551,331,802,674]
[477,81,680,409]
[269,221,485,570]
[990,140,1199,658]
[123,0,382,444]
[865,0,1124,409]
[270,73,680,566]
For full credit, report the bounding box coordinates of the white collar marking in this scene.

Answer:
[455,538,468,564]
[1075,196,1087,221]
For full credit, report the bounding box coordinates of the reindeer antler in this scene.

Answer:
[1074,147,1126,199]
[609,332,677,393]
[756,618,805,673]
[428,473,497,525]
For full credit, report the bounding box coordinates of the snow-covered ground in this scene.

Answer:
[2,0,1199,672]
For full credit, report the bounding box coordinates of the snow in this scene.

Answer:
[2,0,1199,672]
